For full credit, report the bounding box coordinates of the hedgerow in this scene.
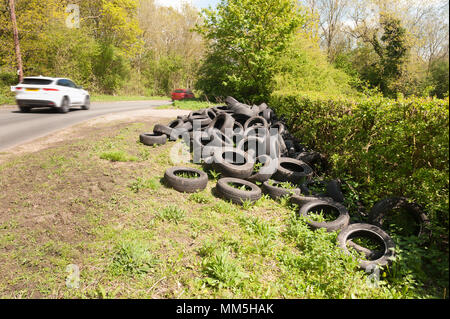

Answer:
[270,91,449,290]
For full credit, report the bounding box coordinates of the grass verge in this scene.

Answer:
[157,99,214,111]
[0,117,445,299]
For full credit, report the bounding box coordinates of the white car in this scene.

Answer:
[11,76,90,113]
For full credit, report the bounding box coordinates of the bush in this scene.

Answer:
[270,92,449,289]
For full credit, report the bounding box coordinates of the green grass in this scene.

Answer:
[0,118,446,299]
[157,99,214,111]
[110,240,159,276]
[157,205,186,224]
[0,94,14,106]
[100,150,139,162]
[91,94,169,102]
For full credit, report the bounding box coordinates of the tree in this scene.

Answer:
[8,0,22,82]
[300,0,350,61]
[195,0,306,103]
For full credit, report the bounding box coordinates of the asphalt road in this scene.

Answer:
[0,100,172,151]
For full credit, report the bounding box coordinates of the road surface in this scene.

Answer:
[0,100,172,151]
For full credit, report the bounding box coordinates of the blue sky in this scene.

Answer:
[155,0,219,9]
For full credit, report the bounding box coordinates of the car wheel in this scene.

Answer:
[59,97,70,113]
[19,106,31,113]
[82,96,90,110]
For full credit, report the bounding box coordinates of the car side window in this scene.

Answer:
[66,80,77,88]
[57,79,68,87]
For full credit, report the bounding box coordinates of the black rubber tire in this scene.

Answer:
[265,134,281,159]
[299,200,350,232]
[262,180,301,199]
[270,122,286,136]
[139,133,167,146]
[244,127,269,139]
[153,123,173,136]
[246,155,276,183]
[290,194,334,208]
[278,135,287,155]
[232,105,254,119]
[188,112,212,127]
[212,148,255,179]
[19,106,31,113]
[168,119,185,129]
[209,128,234,147]
[154,123,187,141]
[243,116,268,131]
[337,223,396,271]
[204,108,217,121]
[237,136,267,159]
[300,180,328,197]
[212,105,230,114]
[296,151,327,170]
[273,157,313,185]
[177,115,189,122]
[261,109,274,122]
[181,121,193,131]
[81,96,90,110]
[216,177,261,205]
[225,96,240,108]
[369,197,430,237]
[326,179,345,203]
[59,97,70,113]
[258,102,269,112]
[164,167,208,193]
[207,113,235,134]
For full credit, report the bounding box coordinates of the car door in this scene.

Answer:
[56,79,73,103]
[66,79,83,104]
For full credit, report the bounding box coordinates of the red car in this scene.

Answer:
[171,89,195,101]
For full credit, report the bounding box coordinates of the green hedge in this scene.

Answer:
[270,92,449,240]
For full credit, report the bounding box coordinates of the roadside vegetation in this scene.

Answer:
[0,0,448,300]
[0,118,446,298]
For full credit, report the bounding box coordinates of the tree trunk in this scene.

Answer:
[9,0,23,83]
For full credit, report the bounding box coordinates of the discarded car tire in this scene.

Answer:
[213,148,255,179]
[369,197,430,237]
[337,223,396,271]
[216,177,261,205]
[300,180,328,197]
[273,157,314,185]
[326,179,345,203]
[207,113,235,134]
[164,167,208,193]
[246,155,276,183]
[243,116,268,131]
[290,194,334,208]
[299,200,350,232]
[262,180,301,199]
[139,133,167,146]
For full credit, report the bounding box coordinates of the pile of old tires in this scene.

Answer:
[139,96,428,272]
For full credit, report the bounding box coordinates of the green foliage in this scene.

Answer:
[100,150,138,162]
[201,247,248,289]
[110,240,158,276]
[427,58,450,99]
[157,205,186,224]
[196,0,306,103]
[129,177,160,193]
[270,91,449,290]
[275,36,357,97]
[93,43,130,94]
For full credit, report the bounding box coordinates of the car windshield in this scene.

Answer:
[174,90,185,93]
[22,78,53,85]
